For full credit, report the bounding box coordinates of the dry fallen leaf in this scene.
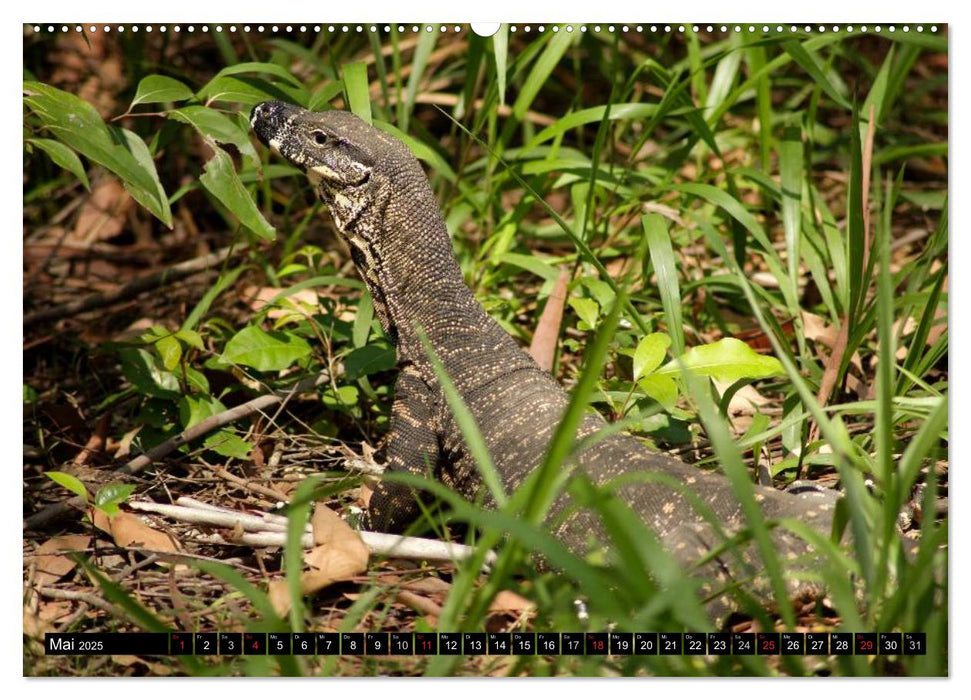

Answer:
[270,504,370,618]
[92,509,180,553]
[801,311,839,347]
[528,268,569,371]
[72,179,132,244]
[489,590,535,616]
[33,534,92,586]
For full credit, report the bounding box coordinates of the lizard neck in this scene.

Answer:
[340,173,536,390]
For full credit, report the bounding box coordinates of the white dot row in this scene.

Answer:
[28,24,939,35]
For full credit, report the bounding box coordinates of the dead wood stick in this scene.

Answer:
[130,498,497,568]
[24,244,245,326]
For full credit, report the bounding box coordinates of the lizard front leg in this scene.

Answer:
[361,363,443,533]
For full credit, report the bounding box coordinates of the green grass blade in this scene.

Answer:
[644,213,684,357]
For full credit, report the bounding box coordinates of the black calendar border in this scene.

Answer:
[43,631,927,657]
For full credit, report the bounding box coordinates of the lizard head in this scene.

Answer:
[250,101,408,235]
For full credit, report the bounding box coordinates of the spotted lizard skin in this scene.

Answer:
[251,102,840,616]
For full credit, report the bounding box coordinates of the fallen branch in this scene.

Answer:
[129,498,497,570]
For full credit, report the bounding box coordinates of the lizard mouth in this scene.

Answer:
[251,101,305,161]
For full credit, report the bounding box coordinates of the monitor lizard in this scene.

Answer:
[250,101,842,617]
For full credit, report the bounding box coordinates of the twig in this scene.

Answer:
[24,244,245,325]
[36,586,115,614]
[209,465,292,503]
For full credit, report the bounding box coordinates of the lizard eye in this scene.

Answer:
[312,130,329,145]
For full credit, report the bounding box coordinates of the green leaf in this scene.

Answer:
[657,338,785,384]
[129,75,194,109]
[633,332,671,381]
[495,252,562,282]
[199,145,275,240]
[512,29,572,121]
[119,348,181,399]
[46,471,89,501]
[568,297,600,330]
[175,329,204,350]
[643,213,684,356]
[114,127,173,226]
[155,334,182,371]
[637,374,678,411]
[493,26,508,106]
[342,62,372,125]
[322,384,359,410]
[168,105,259,166]
[343,342,396,381]
[780,40,851,110]
[26,138,90,190]
[352,292,375,348]
[95,483,137,512]
[198,76,308,107]
[204,431,252,459]
[221,325,311,372]
[779,122,804,290]
[177,395,227,429]
[24,81,172,226]
[210,61,305,88]
[309,81,344,111]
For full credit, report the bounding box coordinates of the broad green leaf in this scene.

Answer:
[46,472,89,501]
[569,297,599,329]
[638,374,678,411]
[155,334,182,372]
[119,348,181,399]
[168,105,259,166]
[114,127,172,226]
[26,138,90,190]
[184,366,210,395]
[24,81,172,226]
[95,483,137,511]
[129,75,194,109]
[204,431,252,459]
[343,342,396,381]
[198,76,307,108]
[633,333,671,381]
[210,61,305,88]
[199,145,275,240]
[177,395,227,429]
[352,292,375,348]
[496,252,562,282]
[322,384,359,410]
[221,325,311,372]
[657,338,785,384]
[175,328,204,350]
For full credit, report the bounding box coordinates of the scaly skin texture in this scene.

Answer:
[251,102,840,616]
